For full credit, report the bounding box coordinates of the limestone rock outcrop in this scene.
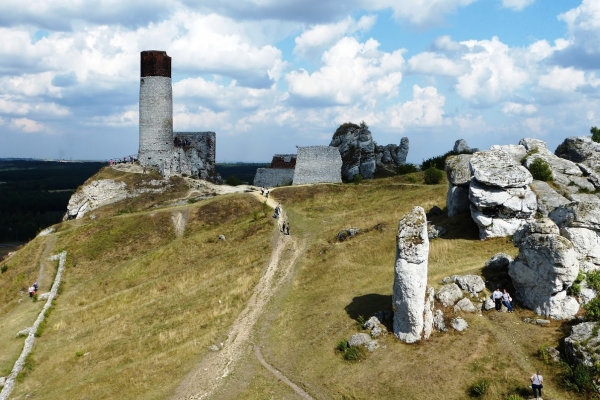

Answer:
[330,122,376,181]
[453,139,478,154]
[435,283,463,307]
[433,310,448,332]
[469,150,536,239]
[375,137,410,175]
[450,317,468,332]
[550,194,600,272]
[530,180,570,217]
[64,178,171,220]
[508,218,580,320]
[445,154,472,217]
[455,275,485,295]
[454,298,477,313]
[565,322,600,366]
[555,136,600,167]
[392,206,430,343]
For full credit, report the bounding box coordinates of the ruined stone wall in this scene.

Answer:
[293,146,342,185]
[171,132,217,180]
[254,168,295,187]
[270,154,296,169]
[138,51,173,169]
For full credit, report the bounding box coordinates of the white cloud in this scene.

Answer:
[407,52,465,76]
[538,66,586,92]
[372,0,476,29]
[502,102,537,116]
[453,114,487,132]
[10,117,46,133]
[286,37,404,105]
[559,0,600,54]
[501,0,535,12]
[387,85,447,130]
[455,37,528,105]
[294,15,376,59]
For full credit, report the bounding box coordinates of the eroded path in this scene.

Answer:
[173,193,306,400]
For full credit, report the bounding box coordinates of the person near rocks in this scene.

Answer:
[28,286,35,298]
[33,282,38,292]
[492,288,503,312]
[502,289,514,312]
[285,222,290,235]
[530,370,543,399]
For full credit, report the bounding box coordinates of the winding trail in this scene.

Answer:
[172,192,308,400]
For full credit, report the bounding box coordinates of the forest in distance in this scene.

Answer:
[0,159,267,242]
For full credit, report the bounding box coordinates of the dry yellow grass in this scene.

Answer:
[0,173,581,399]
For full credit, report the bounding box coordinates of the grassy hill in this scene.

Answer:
[0,170,581,400]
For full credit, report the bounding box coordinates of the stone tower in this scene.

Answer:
[138,50,174,169]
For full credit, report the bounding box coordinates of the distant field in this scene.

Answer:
[0,159,105,242]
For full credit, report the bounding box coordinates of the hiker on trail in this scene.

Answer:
[260,187,264,196]
[273,204,281,219]
[530,370,543,399]
[33,282,38,292]
[285,222,290,235]
[502,289,514,313]
[265,188,269,198]
[28,286,35,298]
[492,288,503,312]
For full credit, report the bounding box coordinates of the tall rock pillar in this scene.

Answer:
[138,50,173,169]
[393,206,430,343]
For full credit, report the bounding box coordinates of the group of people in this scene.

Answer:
[109,156,137,166]
[491,287,514,312]
[28,282,38,298]
[260,187,270,198]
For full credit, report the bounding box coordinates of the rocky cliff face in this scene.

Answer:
[375,137,409,175]
[329,122,376,181]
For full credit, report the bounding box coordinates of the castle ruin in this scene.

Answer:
[138,51,218,181]
[292,146,342,185]
[253,154,296,187]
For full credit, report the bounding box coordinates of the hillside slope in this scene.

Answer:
[0,171,579,400]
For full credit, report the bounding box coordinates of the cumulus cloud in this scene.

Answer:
[10,117,46,133]
[502,102,537,116]
[387,85,448,130]
[538,66,586,92]
[294,15,376,59]
[554,0,600,69]
[373,0,477,29]
[501,0,535,12]
[286,37,404,106]
[407,52,465,76]
[455,37,528,105]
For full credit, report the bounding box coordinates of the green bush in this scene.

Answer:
[337,339,348,352]
[584,298,600,321]
[76,351,84,357]
[424,166,444,185]
[225,175,242,186]
[1,265,7,273]
[561,361,597,394]
[396,163,419,175]
[343,346,362,361]
[591,126,600,143]
[353,174,363,185]
[527,158,553,181]
[405,174,418,183]
[469,379,489,397]
[586,271,600,291]
[187,198,197,204]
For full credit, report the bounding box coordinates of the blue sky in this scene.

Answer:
[0,0,598,164]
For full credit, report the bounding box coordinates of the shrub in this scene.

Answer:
[337,339,348,352]
[527,158,553,181]
[586,270,600,291]
[32,293,38,302]
[396,163,419,175]
[76,351,84,357]
[469,379,489,397]
[225,175,242,186]
[561,361,597,394]
[357,315,365,326]
[591,126,600,143]
[187,198,197,204]
[584,298,600,321]
[520,148,539,164]
[353,174,363,185]
[405,174,418,183]
[424,166,444,185]
[1,265,7,273]
[343,346,362,361]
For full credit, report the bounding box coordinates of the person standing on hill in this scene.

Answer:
[530,370,543,399]
[492,288,503,312]
[502,289,514,312]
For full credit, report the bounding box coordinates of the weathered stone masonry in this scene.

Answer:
[138,51,218,181]
[292,146,342,185]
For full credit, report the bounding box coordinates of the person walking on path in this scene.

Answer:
[492,288,503,312]
[502,289,514,312]
[530,370,543,399]
[28,286,35,298]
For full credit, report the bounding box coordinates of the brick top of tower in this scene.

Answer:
[141,51,171,78]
